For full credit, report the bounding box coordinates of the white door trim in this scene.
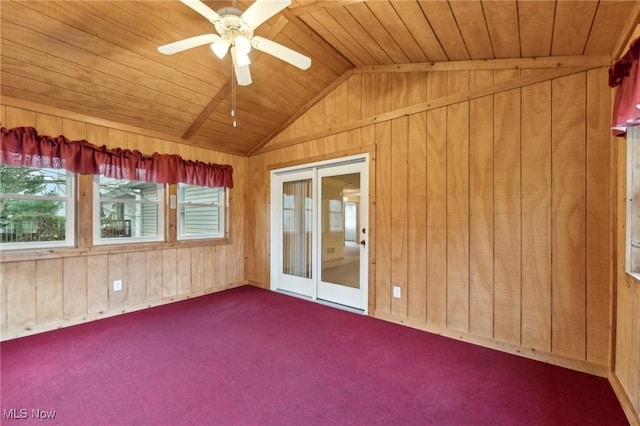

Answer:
[270,154,369,314]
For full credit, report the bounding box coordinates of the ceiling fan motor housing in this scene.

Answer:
[213,8,254,46]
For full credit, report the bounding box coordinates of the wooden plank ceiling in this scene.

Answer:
[1,0,636,156]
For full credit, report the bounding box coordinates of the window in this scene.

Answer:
[282,180,312,233]
[328,199,343,232]
[0,165,75,249]
[627,126,640,276]
[177,183,226,240]
[94,176,163,244]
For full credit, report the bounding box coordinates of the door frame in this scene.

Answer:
[270,154,369,314]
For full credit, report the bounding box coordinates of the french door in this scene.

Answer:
[271,155,368,313]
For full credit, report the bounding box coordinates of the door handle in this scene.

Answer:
[360,239,366,246]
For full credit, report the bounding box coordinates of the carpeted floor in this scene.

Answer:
[0,285,628,425]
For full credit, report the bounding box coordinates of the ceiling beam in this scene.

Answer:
[181,15,290,141]
[352,54,611,74]
[245,7,356,155]
[181,80,232,140]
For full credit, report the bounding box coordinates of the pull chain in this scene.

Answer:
[230,0,238,128]
[231,58,237,128]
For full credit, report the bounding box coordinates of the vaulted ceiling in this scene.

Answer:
[1,0,638,156]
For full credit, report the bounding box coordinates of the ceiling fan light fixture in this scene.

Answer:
[211,39,230,59]
[235,35,252,55]
[159,0,309,89]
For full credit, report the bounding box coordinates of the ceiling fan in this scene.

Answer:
[158,0,311,86]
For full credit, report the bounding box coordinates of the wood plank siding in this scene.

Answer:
[247,60,614,376]
[0,102,248,340]
[1,55,639,424]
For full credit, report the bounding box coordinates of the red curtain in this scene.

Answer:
[609,37,640,136]
[0,127,233,188]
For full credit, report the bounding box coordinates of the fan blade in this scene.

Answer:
[251,36,311,70]
[231,47,253,86]
[158,34,221,55]
[241,0,291,29]
[180,0,222,23]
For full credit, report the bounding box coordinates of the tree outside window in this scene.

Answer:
[0,165,74,248]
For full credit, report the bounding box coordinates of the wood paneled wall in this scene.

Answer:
[0,102,248,340]
[247,63,613,375]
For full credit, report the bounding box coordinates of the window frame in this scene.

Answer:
[93,175,165,245]
[626,126,640,279]
[176,183,227,241]
[0,165,76,251]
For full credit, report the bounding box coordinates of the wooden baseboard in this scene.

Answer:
[0,282,247,342]
[246,280,269,289]
[374,311,609,378]
[610,372,640,425]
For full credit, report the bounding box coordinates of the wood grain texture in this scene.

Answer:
[128,251,147,306]
[204,245,217,291]
[63,257,87,319]
[482,1,520,59]
[585,68,612,366]
[449,1,492,60]
[5,105,36,128]
[215,245,227,288]
[418,1,469,61]
[520,77,552,352]
[374,73,392,315]
[87,255,109,314]
[4,261,36,332]
[77,174,94,250]
[425,72,448,329]
[445,71,470,333]
[407,73,427,323]
[36,259,63,325]
[177,248,192,295]
[1,0,632,156]
[551,1,598,56]
[258,67,594,154]
[493,70,522,346]
[0,263,7,332]
[517,1,555,57]
[469,71,495,339]
[551,73,587,360]
[390,74,409,318]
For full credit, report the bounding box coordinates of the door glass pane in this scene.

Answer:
[282,179,313,278]
[321,173,360,288]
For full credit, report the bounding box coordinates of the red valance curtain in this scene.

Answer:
[609,37,640,136]
[0,126,233,188]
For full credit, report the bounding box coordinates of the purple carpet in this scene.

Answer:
[0,285,628,425]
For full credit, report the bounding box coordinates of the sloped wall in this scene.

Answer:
[247,64,613,375]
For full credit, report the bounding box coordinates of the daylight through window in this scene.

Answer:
[178,183,226,240]
[94,176,164,244]
[0,165,75,249]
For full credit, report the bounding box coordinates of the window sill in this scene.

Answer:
[626,271,640,283]
[0,238,230,263]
